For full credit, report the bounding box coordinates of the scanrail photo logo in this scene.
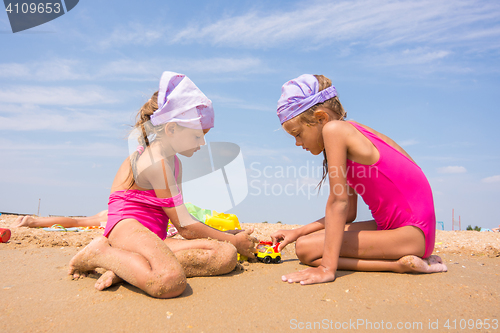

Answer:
[176,142,248,213]
[3,0,79,33]
[128,124,249,214]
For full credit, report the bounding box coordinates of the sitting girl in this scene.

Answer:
[69,72,257,298]
[271,74,447,285]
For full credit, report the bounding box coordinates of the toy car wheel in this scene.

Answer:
[263,256,272,264]
[274,256,281,263]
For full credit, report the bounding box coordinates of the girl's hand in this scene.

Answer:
[281,265,336,285]
[271,229,300,252]
[233,228,258,258]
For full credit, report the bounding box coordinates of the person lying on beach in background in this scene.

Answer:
[11,209,180,237]
[10,211,108,229]
[270,74,447,286]
[68,71,257,299]
[493,225,500,232]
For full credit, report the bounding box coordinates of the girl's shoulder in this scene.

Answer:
[322,119,359,138]
[343,121,416,164]
[138,155,175,179]
[110,156,134,192]
[323,120,384,142]
[344,121,380,137]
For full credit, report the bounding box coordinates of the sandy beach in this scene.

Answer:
[1,214,499,332]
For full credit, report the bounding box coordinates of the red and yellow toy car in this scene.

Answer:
[256,241,281,264]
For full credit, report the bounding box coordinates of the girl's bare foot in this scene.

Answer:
[11,216,23,227]
[95,270,123,291]
[68,236,110,280]
[397,255,448,273]
[11,216,33,228]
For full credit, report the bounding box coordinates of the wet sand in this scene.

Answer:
[1,215,499,332]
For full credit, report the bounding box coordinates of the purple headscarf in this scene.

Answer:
[150,71,214,130]
[277,74,337,124]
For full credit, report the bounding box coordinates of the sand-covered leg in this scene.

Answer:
[166,238,237,277]
[177,242,237,277]
[397,255,448,273]
[95,270,123,290]
[103,219,187,298]
[69,219,187,298]
[68,236,110,279]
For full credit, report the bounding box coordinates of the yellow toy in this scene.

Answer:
[185,204,247,260]
[205,211,247,260]
[204,211,241,231]
[256,241,281,264]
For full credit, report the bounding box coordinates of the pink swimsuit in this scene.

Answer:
[345,122,436,258]
[103,156,183,240]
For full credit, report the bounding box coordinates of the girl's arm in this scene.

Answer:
[163,204,257,258]
[282,121,351,285]
[316,121,351,282]
[271,219,324,251]
[271,185,357,251]
[147,158,257,258]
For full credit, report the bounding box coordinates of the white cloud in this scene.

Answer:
[99,57,269,77]
[0,111,116,132]
[0,63,30,78]
[0,59,90,81]
[437,166,467,174]
[209,94,272,112]
[0,104,123,132]
[97,23,165,49]
[369,48,451,68]
[399,139,419,147]
[178,57,266,74]
[0,138,126,157]
[171,0,500,55]
[99,59,161,80]
[481,175,500,183]
[401,49,450,64]
[0,85,114,105]
[1,57,267,83]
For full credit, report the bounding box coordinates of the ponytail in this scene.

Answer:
[126,92,160,189]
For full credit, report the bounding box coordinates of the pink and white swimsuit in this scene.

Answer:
[345,122,436,258]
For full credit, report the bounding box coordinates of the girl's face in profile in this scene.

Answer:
[283,118,324,156]
[170,125,209,157]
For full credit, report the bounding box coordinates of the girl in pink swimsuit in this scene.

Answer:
[271,74,447,285]
[68,72,257,298]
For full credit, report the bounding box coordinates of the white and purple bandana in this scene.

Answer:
[277,74,337,124]
[150,71,214,130]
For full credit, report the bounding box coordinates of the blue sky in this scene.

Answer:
[1,0,499,230]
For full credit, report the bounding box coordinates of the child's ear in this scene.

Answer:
[165,122,177,136]
[314,110,330,124]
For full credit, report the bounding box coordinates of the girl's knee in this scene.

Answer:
[149,268,187,299]
[211,242,237,274]
[218,242,237,260]
[295,237,312,265]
